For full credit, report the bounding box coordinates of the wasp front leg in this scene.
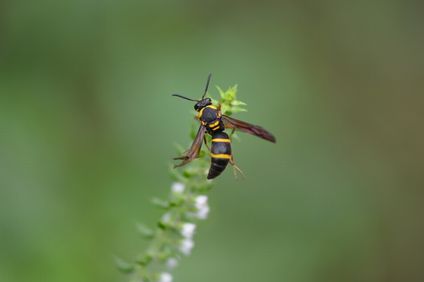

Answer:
[216,103,221,112]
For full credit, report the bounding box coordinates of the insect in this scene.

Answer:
[172,74,276,179]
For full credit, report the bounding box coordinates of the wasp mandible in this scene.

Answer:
[172,74,276,179]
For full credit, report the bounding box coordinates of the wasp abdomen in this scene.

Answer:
[207,132,231,179]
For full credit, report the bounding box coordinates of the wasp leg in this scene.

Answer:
[173,156,188,160]
[203,136,211,152]
[229,155,245,179]
[229,127,236,139]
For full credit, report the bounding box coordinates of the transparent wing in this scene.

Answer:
[174,125,207,167]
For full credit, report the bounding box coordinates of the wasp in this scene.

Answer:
[172,74,276,179]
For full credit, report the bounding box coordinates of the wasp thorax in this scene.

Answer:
[194,98,212,111]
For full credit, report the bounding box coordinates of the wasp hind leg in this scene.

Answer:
[229,155,245,179]
[229,127,236,139]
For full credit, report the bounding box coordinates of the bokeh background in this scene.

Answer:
[1,1,423,282]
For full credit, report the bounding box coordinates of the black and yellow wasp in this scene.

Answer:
[172,74,276,179]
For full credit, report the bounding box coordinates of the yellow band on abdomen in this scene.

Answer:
[210,153,231,159]
[211,138,231,143]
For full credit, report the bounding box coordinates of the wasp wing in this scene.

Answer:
[174,125,207,168]
[222,115,276,143]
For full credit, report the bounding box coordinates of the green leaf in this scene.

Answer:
[151,198,169,209]
[158,221,167,230]
[169,198,184,207]
[216,86,225,98]
[231,106,247,113]
[115,257,135,273]
[136,253,153,266]
[136,223,154,239]
[157,247,173,261]
[231,100,247,106]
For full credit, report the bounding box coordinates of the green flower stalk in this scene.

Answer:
[118,85,246,282]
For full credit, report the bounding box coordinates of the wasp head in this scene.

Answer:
[194,98,212,111]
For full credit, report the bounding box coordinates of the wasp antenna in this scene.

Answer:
[172,94,199,102]
[201,73,212,99]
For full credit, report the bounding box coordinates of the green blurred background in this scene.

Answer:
[1,1,423,281]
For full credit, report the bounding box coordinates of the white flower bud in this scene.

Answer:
[194,195,208,210]
[158,272,173,282]
[196,206,210,220]
[180,223,196,238]
[179,238,194,256]
[166,258,178,269]
[161,213,172,224]
[171,182,185,194]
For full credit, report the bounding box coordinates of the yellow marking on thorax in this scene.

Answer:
[197,105,217,119]
[197,107,206,119]
[212,138,231,143]
[210,153,231,159]
[209,120,220,128]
